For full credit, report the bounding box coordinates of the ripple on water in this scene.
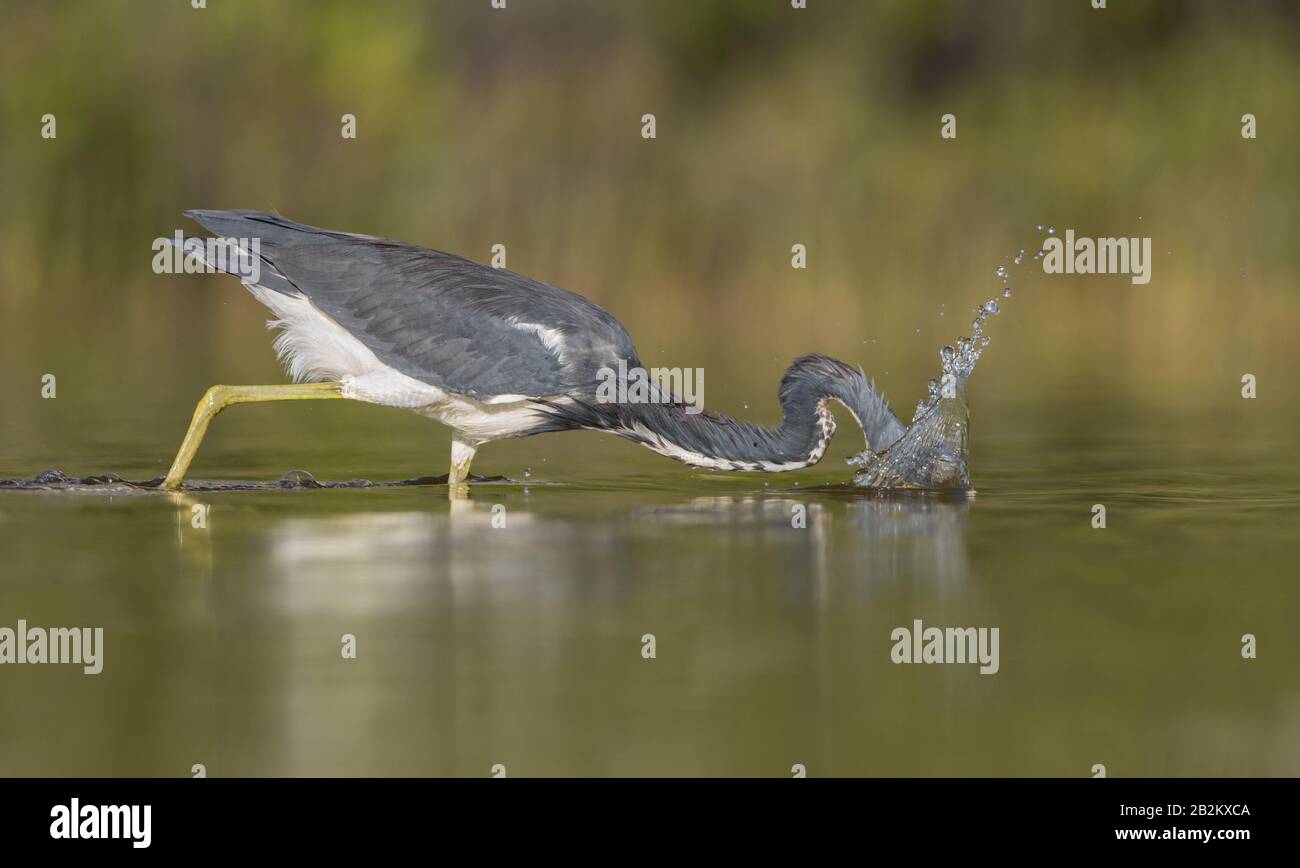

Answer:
[0,468,514,495]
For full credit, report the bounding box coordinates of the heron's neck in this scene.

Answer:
[623,395,839,472]
[560,355,906,472]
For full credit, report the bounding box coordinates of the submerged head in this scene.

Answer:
[852,374,971,490]
[849,280,1009,491]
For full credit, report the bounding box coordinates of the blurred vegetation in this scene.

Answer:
[1,0,1298,468]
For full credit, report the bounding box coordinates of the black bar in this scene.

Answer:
[3,778,1282,853]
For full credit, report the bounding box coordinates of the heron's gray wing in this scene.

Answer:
[184,211,637,399]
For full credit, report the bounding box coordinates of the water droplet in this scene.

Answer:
[940,345,955,364]
[995,265,1009,280]
[1036,223,1045,232]
[1002,288,1012,298]
[1033,250,1045,261]
[1013,249,1025,265]
[1047,226,1056,235]
[523,468,532,478]
[279,469,320,488]
[983,299,999,315]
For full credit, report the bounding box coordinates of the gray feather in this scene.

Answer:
[183,210,638,400]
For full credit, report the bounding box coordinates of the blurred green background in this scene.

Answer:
[1,1,1298,777]
[1,0,1298,464]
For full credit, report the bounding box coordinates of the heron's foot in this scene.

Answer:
[447,437,478,484]
[161,383,343,491]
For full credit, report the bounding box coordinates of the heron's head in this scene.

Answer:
[851,372,972,490]
[780,355,908,453]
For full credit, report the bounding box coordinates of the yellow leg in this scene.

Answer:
[161,383,343,490]
[448,436,477,486]
[447,436,478,500]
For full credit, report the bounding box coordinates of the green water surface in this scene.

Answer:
[1,394,1295,777]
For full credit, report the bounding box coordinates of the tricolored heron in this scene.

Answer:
[161,211,907,490]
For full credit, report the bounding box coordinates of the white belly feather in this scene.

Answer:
[246,284,551,445]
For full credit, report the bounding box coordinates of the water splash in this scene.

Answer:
[848,227,1042,490]
[850,376,971,489]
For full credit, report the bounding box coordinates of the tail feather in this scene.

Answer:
[183,209,378,245]
[167,233,298,295]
